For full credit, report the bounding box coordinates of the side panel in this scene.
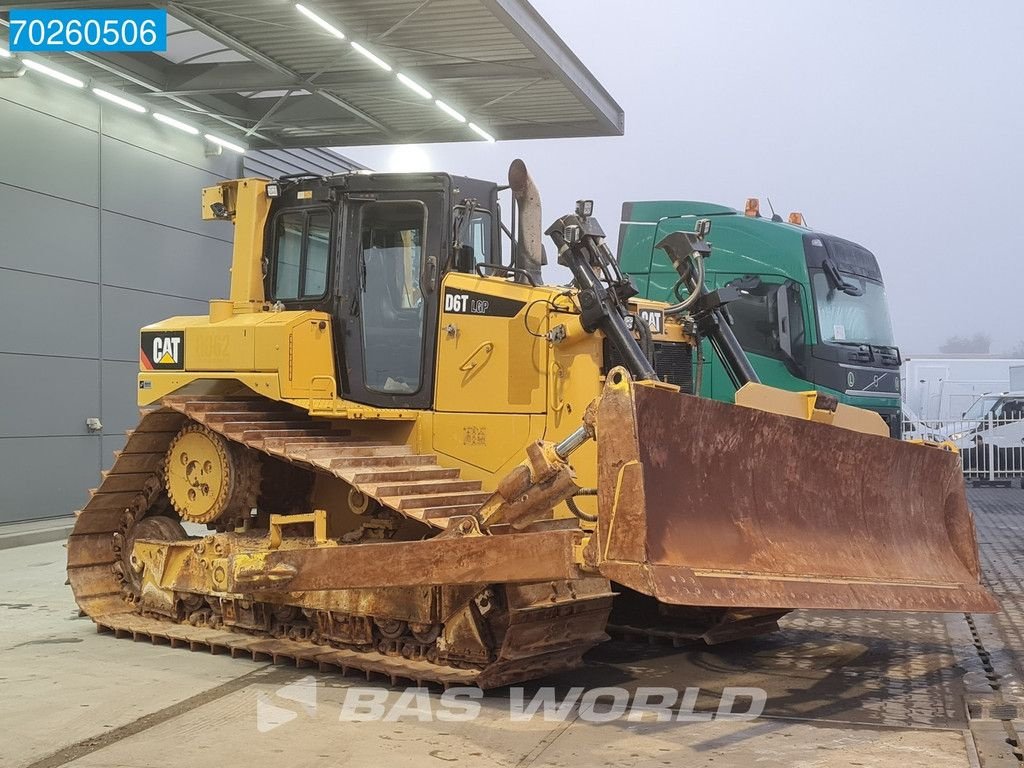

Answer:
[137,310,335,405]
[434,273,547,414]
[432,413,544,477]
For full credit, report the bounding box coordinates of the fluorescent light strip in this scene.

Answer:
[396,72,431,99]
[154,112,199,135]
[468,122,495,143]
[205,133,246,153]
[435,99,465,123]
[295,3,346,39]
[23,58,84,88]
[93,88,147,113]
[7,45,256,155]
[351,42,391,72]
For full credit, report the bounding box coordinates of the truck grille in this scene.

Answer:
[603,340,694,394]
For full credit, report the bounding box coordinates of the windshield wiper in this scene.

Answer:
[823,257,863,296]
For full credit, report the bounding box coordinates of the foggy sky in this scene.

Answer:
[343,0,1024,355]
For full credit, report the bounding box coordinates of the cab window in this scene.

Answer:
[724,276,805,362]
[453,206,492,267]
[271,209,332,301]
[725,277,780,357]
[359,201,427,393]
[995,399,1024,421]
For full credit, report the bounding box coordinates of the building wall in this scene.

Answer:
[0,76,356,524]
[0,75,238,524]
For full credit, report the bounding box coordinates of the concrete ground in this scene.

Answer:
[3,488,1023,768]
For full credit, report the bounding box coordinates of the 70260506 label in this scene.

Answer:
[8,9,167,52]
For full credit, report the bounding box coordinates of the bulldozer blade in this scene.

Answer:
[592,373,998,614]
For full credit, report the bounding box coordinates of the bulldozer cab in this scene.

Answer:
[261,173,500,411]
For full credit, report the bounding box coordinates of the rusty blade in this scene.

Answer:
[594,378,998,613]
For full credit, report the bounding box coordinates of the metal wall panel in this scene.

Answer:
[101,360,143,437]
[0,271,99,359]
[0,73,99,131]
[0,354,100,439]
[0,437,99,523]
[0,84,356,523]
[0,184,99,282]
[101,286,207,363]
[100,137,232,238]
[101,106,241,177]
[101,434,127,473]
[0,98,98,206]
[101,211,232,300]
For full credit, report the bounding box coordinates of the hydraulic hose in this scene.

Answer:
[567,488,598,523]
[631,312,656,367]
[663,249,706,317]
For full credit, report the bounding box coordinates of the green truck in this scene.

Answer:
[618,199,903,437]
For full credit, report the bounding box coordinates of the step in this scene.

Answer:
[329,454,438,470]
[365,479,482,497]
[349,466,461,484]
[396,491,492,511]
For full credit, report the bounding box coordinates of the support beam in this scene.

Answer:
[265,120,610,148]
[3,0,623,149]
[160,59,547,96]
[479,0,624,136]
[167,4,395,138]
[64,51,273,142]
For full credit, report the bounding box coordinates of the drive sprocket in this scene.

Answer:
[164,423,259,526]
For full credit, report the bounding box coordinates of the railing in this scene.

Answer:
[902,413,1024,487]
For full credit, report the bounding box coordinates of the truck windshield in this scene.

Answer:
[811,272,896,346]
[963,396,999,420]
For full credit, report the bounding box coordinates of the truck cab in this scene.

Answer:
[618,201,903,436]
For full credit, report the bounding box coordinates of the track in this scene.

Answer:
[66,396,613,689]
[161,396,493,528]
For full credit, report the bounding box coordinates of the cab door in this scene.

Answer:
[431,271,548,476]
[434,273,546,414]
[336,192,443,410]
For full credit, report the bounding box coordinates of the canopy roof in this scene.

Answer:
[1,0,623,150]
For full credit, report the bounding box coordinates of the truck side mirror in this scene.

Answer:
[775,283,794,360]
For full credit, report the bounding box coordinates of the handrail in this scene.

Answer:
[474,263,538,287]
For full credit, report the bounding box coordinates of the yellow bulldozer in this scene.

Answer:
[67,161,995,688]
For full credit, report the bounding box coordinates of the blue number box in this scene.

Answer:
[8,9,167,52]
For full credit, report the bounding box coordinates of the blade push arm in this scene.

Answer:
[656,230,760,389]
[545,210,658,381]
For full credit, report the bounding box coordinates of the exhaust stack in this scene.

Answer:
[508,159,544,284]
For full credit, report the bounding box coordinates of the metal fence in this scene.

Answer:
[902,414,1024,487]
